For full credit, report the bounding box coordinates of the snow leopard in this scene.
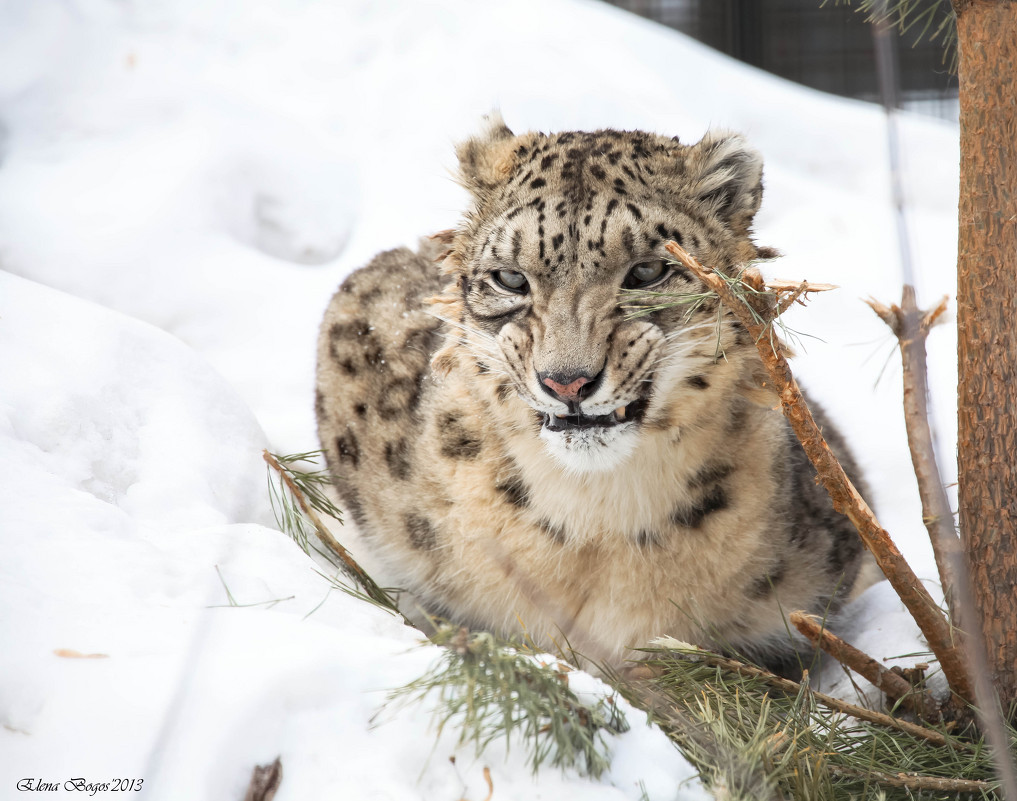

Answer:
[315,114,876,675]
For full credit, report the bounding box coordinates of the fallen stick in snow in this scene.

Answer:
[242,757,282,801]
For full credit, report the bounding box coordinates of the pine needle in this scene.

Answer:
[834,0,958,71]
[384,626,629,778]
[263,449,402,617]
[628,644,1007,800]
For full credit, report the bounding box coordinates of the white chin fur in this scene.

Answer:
[539,424,639,473]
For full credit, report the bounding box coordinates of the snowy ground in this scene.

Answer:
[0,1,960,799]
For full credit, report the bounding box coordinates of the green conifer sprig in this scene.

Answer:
[385,626,629,778]
[835,0,958,70]
[264,449,401,616]
[634,644,1006,800]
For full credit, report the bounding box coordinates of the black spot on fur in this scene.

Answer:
[671,485,728,529]
[385,439,412,481]
[335,430,360,469]
[353,402,368,418]
[404,325,440,355]
[496,476,530,508]
[511,229,523,261]
[378,375,423,420]
[540,153,558,170]
[621,226,634,255]
[530,177,546,189]
[314,389,326,422]
[539,519,567,545]
[728,401,749,433]
[338,490,368,529]
[329,319,370,341]
[337,358,358,376]
[686,375,710,390]
[827,527,862,576]
[635,530,662,548]
[747,560,787,599]
[625,203,643,221]
[690,463,735,489]
[438,412,483,460]
[782,425,864,586]
[405,514,438,550]
[496,382,514,402]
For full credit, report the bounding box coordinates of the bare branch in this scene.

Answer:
[827,764,995,794]
[790,611,941,722]
[664,241,975,706]
[865,286,961,620]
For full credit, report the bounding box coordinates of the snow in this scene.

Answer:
[0,0,959,798]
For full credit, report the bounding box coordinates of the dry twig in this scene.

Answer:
[790,611,940,721]
[663,240,975,708]
[865,287,959,618]
[242,757,282,801]
[827,764,994,794]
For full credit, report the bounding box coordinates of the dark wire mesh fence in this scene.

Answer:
[600,0,958,120]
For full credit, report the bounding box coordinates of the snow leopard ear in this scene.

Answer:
[455,112,524,195]
[686,130,764,235]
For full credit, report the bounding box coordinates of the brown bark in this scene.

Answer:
[663,241,976,706]
[954,0,1017,722]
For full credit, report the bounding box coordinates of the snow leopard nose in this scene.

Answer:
[537,371,600,404]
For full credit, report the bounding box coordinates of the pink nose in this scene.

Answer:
[541,375,591,403]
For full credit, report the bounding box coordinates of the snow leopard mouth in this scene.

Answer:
[540,397,649,432]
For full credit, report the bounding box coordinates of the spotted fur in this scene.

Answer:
[316,115,876,674]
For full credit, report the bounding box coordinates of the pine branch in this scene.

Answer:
[630,644,969,751]
[262,450,401,616]
[843,0,958,71]
[663,240,975,709]
[628,643,1001,800]
[384,626,628,779]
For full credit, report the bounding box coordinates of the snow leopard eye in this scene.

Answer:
[623,259,669,289]
[491,269,529,294]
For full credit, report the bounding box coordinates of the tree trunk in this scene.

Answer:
[954,0,1017,719]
